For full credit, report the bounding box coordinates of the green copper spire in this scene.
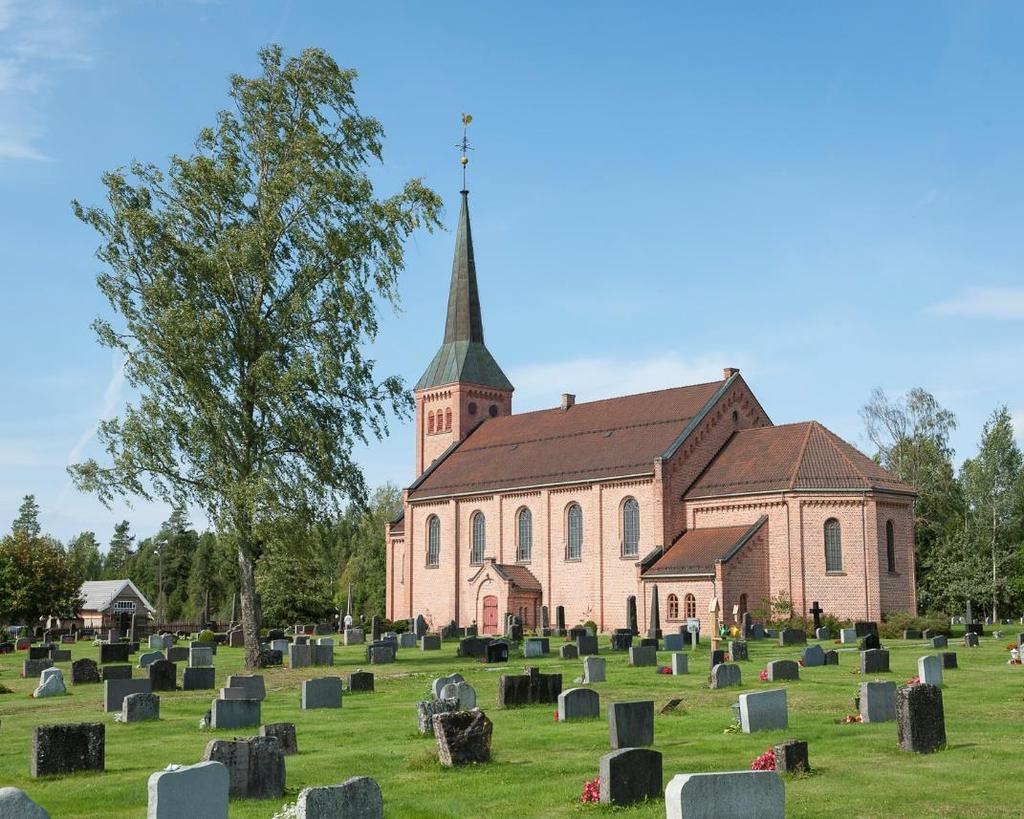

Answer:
[415,190,513,392]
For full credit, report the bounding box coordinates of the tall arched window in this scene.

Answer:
[445,408,452,431]
[667,593,679,619]
[566,503,582,560]
[886,520,896,573]
[622,497,640,557]
[517,508,532,562]
[824,518,843,572]
[684,593,696,619]
[426,516,440,566]
[471,512,486,564]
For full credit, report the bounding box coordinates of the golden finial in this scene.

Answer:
[456,113,473,190]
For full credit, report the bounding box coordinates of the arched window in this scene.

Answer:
[738,593,748,616]
[427,412,435,434]
[566,503,582,560]
[622,497,640,557]
[426,516,440,566]
[824,518,843,572]
[517,508,532,562]
[667,593,679,619]
[684,593,696,619]
[886,520,896,573]
[445,408,452,431]
[471,512,486,564]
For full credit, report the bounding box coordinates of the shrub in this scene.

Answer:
[879,612,950,639]
[197,629,215,643]
[583,620,598,636]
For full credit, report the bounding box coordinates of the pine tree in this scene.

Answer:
[12,494,42,538]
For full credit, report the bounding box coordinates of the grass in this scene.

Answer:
[0,630,1022,817]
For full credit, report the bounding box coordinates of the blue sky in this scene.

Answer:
[1,1,1022,547]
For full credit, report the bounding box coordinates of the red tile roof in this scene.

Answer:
[409,379,730,500]
[644,519,766,575]
[686,421,916,499]
[494,563,543,593]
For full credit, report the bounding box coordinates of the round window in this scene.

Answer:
[488,404,498,417]
[468,402,478,415]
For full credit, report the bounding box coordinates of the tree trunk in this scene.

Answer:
[991,506,998,623]
[237,539,262,668]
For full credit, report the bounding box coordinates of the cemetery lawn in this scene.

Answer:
[1,632,1021,817]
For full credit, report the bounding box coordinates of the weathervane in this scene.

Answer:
[456,113,473,191]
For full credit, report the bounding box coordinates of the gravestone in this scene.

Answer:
[930,635,948,648]
[439,680,477,710]
[741,611,754,639]
[0,787,49,818]
[728,640,748,661]
[648,584,662,639]
[417,698,458,734]
[48,649,71,663]
[149,634,165,650]
[560,644,579,660]
[101,664,132,682]
[371,616,382,641]
[421,635,441,651]
[918,655,943,687]
[626,595,638,635]
[210,698,260,730]
[312,644,334,666]
[32,723,105,777]
[766,660,799,681]
[432,673,465,700]
[485,641,509,663]
[225,675,266,701]
[149,659,177,692]
[815,627,831,640]
[301,677,343,709]
[28,645,49,659]
[138,650,163,668]
[839,628,857,644]
[348,671,374,693]
[414,614,428,637]
[23,659,53,678]
[809,600,824,630]
[903,629,923,640]
[663,633,685,651]
[855,621,878,637]
[100,643,131,664]
[750,623,765,640]
[296,777,384,819]
[738,688,788,732]
[228,631,245,649]
[859,681,896,723]
[433,709,492,766]
[710,663,741,689]
[119,692,160,723]
[941,652,958,669]
[556,605,567,634]
[802,644,825,667]
[773,740,810,773]
[189,646,214,668]
[710,649,726,668]
[665,771,784,819]
[964,632,979,648]
[147,760,228,819]
[104,678,152,712]
[778,628,806,646]
[860,633,881,652]
[523,637,549,658]
[640,637,658,649]
[557,687,600,721]
[599,748,662,806]
[166,646,189,663]
[202,736,285,799]
[71,658,100,685]
[343,628,364,646]
[259,723,297,755]
[608,699,654,747]
[861,649,890,674]
[583,656,606,683]
[897,683,946,753]
[457,636,491,658]
[366,641,396,665]
[671,652,688,674]
[183,667,215,690]
[33,667,66,698]
[629,646,656,667]
[922,629,937,640]
[576,634,599,656]
[398,632,417,649]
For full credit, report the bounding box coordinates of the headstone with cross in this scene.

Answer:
[708,597,721,650]
[809,601,824,631]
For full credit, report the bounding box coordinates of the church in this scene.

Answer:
[385,188,917,636]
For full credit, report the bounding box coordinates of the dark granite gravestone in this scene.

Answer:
[183,666,216,690]
[100,643,130,664]
[371,616,382,642]
[568,626,587,641]
[101,664,132,682]
[457,636,492,658]
[556,605,566,635]
[541,606,549,631]
[148,659,177,692]
[808,601,824,631]
[965,623,984,636]
[508,617,523,642]
[729,640,748,662]
[860,633,881,652]
[963,632,979,648]
[29,646,49,660]
[560,643,579,660]
[608,700,655,748]
[648,584,662,640]
[766,660,799,681]
[365,640,396,664]
[802,645,825,667]
[32,723,104,777]
[23,658,53,678]
[627,595,639,636]
[778,629,806,646]
[710,663,741,688]
[497,667,562,707]
[267,629,285,641]
[930,635,948,649]
[941,652,958,669]
[71,658,100,685]
[741,611,754,639]
[600,748,663,806]
[773,740,810,773]
[861,649,890,674]
[897,684,946,753]
[639,637,659,649]
[610,630,633,651]
[750,623,766,639]
[202,736,285,799]
[576,635,599,656]
[260,723,298,755]
[348,671,374,692]
[433,709,492,767]
[903,629,923,640]
[486,641,509,663]
[855,621,878,638]
[414,614,428,637]
[710,649,726,668]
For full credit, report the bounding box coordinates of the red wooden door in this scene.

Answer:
[482,596,499,634]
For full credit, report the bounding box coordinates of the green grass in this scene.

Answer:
[0,631,1021,817]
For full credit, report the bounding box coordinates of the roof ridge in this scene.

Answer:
[460,415,696,454]
[788,421,816,490]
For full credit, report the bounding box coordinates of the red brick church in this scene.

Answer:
[385,189,917,635]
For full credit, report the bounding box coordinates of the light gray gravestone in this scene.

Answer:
[815,626,831,640]
[599,748,663,806]
[189,647,213,668]
[202,736,284,799]
[398,632,417,649]
[583,656,606,683]
[439,680,476,710]
[210,698,260,730]
[104,678,152,712]
[710,663,741,689]
[296,776,384,819]
[271,639,289,654]
[766,659,799,681]
[343,628,365,646]
[918,655,943,687]
[259,723,298,755]
[859,681,896,723]
[671,652,689,674]
[665,771,784,819]
[0,787,49,819]
[33,667,66,698]
[432,673,465,700]
[119,692,160,723]
[523,637,550,658]
[224,675,266,701]
[301,677,343,709]
[138,651,163,668]
[608,699,654,747]
[839,628,857,644]
[149,635,165,650]
[738,688,788,732]
[147,760,228,819]
[557,687,600,721]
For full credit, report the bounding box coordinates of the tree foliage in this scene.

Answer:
[13,494,41,538]
[69,45,441,665]
[0,531,82,626]
[66,531,105,585]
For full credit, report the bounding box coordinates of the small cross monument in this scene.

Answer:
[708,597,722,650]
[809,601,824,631]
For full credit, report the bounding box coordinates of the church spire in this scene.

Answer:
[441,190,485,345]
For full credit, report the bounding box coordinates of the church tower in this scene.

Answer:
[413,188,513,475]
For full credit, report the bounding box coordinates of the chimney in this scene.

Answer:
[561,393,576,411]
[722,367,739,380]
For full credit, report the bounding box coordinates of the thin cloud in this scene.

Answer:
[927,286,1024,320]
[65,351,126,469]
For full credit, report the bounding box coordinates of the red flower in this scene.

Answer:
[553,710,559,722]
[750,748,776,771]
[759,668,769,681]
[905,676,921,686]
[798,659,806,667]
[658,666,672,674]
[580,776,601,803]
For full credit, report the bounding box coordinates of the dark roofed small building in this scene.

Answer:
[386,188,917,635]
